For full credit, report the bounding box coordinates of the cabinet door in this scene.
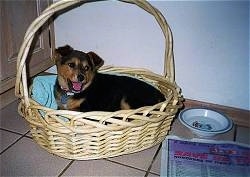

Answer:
[0,0,55,94]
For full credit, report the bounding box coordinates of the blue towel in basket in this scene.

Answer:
[31,75,58,109]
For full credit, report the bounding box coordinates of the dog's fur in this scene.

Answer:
[54,45,165,112]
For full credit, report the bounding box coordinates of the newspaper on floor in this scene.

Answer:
[160,135,250,177]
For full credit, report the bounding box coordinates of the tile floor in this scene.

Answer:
[1,101,249,177]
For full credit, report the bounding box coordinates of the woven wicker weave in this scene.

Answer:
[15,0,183,160]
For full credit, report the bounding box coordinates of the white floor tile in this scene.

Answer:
[150,148,161,175]
[0,101,30,134]
[108,144,159,171]
[0,130,21,153]
[0,137,71,176]
[62,159,146,177]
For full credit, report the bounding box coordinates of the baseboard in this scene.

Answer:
[183,99,250,128]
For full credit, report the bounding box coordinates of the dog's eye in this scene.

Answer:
[68,63,75,68]
[84,66,89,71]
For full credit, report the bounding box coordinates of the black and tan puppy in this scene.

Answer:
[54,45,165,111]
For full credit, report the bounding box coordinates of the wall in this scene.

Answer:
[48,0,249,110]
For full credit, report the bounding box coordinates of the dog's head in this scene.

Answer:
[54,45,104,93]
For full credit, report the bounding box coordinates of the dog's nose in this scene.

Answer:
[77,74,85,82]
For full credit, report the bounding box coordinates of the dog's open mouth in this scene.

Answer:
[68,80,83,93]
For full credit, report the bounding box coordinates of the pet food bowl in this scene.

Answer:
[179,108,233,137]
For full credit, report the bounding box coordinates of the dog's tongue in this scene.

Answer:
[72,82,82,91]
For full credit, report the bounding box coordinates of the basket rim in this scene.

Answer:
[19,66,182,134]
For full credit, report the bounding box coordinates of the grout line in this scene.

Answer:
[0,131,30,155]
[0,128,27,136]
[57,160,74,177]
[24,130,33,139]
[24,134,33,139]
[144,143,162,177]
[106,158,147,172]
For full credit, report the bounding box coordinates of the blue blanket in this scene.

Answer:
[31,75,58,109]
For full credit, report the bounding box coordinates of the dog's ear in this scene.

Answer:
[87,52,104,70]
[53,45,74,63]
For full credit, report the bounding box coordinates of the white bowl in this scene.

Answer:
[178,108,233,137]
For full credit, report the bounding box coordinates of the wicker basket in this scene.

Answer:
[15,0,183,160]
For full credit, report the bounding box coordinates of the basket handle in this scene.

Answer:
[15,0,175,106]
